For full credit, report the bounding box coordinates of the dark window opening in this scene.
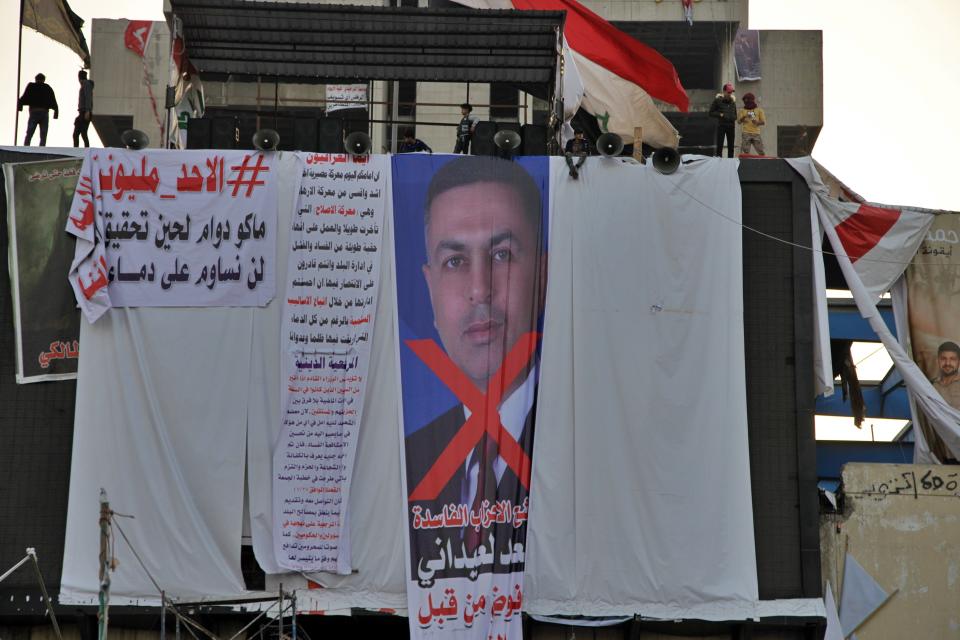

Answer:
[490,83,519,120]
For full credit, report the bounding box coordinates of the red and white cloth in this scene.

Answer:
[789,157,960,463]
[819,200,931,300]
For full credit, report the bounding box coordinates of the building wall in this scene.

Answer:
[90,19,172,148]
[736,30,823,158]
[821,463,960,639]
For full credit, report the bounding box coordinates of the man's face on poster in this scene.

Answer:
[423,181,545,389]
[939,349,960,378]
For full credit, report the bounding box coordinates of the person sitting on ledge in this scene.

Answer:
[564,128,591,155]
[398,128,432,153]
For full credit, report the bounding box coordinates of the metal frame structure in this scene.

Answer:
[97,489,298,640]
[166,0,566,151]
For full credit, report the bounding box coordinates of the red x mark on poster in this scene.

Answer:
[405,332,540,501]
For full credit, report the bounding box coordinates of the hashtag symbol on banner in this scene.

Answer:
[227,154,269,197]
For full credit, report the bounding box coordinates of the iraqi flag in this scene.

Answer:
[818,198,933,298]
[451,0,687,148]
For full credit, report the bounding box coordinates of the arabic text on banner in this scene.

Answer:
[3,158,83,383]
[325,84,368,113]
[392,154,550,640]
[65,150,279,322]
[273,153,389,573]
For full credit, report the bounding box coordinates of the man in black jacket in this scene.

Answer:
[18,74,58,146]
[709,82,737,157]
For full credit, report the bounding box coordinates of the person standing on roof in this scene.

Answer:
[737,92,766,155]
[18,73,59,146]
[73,70,94,148]
[453,103,477,154]
[709,82,737,158]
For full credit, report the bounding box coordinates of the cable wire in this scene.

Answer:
[659,175,960,268]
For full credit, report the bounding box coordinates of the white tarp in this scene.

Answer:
[60,306,253,600]
[62,155,761,619]
[524,156,758,617]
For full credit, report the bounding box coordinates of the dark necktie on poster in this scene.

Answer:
[464,435,498,554]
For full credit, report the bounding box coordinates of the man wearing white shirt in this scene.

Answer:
[404,155,547,580]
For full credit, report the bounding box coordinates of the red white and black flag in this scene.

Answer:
[451,0,688,148]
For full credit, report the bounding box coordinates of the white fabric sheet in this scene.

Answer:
[60,306,252,601]
[524,156,759,617]
[785,156,834,397]
[63,154,762,619]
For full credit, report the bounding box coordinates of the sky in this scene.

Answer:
[0,0,165,150]
[750,0,960,211]
[1,1,957,210]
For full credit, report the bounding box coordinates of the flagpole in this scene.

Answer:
[14,0,25,145]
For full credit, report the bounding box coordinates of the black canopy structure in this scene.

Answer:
[168,0,564,91]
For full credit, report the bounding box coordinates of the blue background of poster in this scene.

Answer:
[391,154,549,436]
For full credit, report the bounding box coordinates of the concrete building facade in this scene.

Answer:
[821,463,960,639]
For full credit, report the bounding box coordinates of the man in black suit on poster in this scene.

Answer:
[404,156,547,584]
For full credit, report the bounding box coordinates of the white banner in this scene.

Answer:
[66,149,279,323]
[274,153,390,573]
[326,84,368,113]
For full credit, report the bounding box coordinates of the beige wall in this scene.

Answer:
[91,19,172,148]
[734,30,823,158]
[821,463,960,639]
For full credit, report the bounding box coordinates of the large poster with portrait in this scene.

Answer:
[906,214,960,463]
[3,158,83,383]
[393,155,548,639]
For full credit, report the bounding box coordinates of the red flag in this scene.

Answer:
[450,0,685,146]
[124,20,153,57]
[512,0,688,112]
